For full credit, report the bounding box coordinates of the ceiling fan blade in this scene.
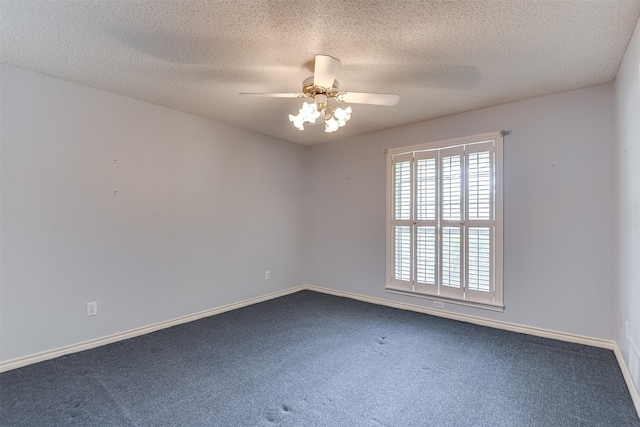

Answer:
[239,92,304,98]
[314,55,341,90]
[335,92,400,106]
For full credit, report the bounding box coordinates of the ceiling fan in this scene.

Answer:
[240,55,400,133]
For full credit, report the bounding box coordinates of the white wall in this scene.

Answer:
[0,65,307,362]
[615,16,640,395]
[307,83,616,340]
[0,60,625,364]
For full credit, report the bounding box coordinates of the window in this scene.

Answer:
[386,131,504,311]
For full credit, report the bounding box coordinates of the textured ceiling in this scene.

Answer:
[2,1,639,145]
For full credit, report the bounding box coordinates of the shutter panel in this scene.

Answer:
[390,153,414,289]
[465,141,495,302]
[415,152,438,290]
[439,146,464,298]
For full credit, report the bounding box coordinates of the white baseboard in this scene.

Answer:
[306,285,614,349]
[0,285,306,373]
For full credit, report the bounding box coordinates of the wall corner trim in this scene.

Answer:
[614,343,640,418]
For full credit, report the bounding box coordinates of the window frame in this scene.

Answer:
[385,131,504,311]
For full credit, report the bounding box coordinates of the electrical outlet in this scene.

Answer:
[433,301,444,308]
[264,271,270,281]
[87,301,97,317]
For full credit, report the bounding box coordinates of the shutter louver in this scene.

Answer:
[416,226,436,284]
[468,151,491,220]
[442,227,461,288]
[417,158,436,220]
[395,226,411,281]
[395,161,411,220]
[441,155,461,221]
[468,227,491,292]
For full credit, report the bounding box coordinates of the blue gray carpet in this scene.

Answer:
[1,290,638,426]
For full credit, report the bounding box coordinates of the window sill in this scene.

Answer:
[385,285,505,312]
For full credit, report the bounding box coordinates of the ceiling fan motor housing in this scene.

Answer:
[302,76,340,98]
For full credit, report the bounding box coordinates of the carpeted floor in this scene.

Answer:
[1,290,638,426]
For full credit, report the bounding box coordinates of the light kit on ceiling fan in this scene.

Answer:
[241,55,399,134]
[288,93,352,133]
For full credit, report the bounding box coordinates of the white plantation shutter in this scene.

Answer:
[415,152,438,293]
[391,153,414,289]
[465,141,495,303]
[439,146,464,299]
[387,132,504,310]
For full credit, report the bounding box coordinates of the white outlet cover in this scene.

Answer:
[87,302,97,317]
